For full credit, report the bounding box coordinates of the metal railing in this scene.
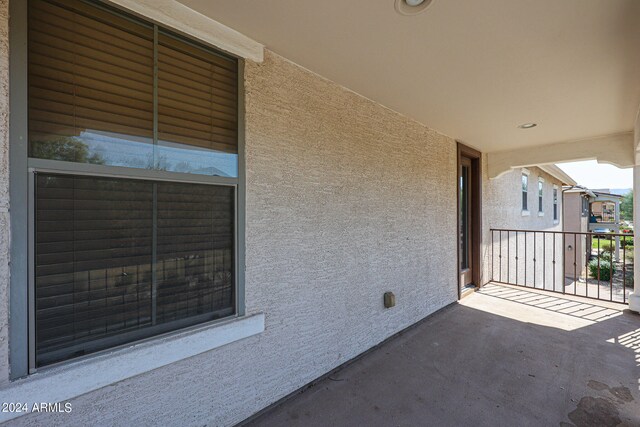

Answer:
[490,229,633,304]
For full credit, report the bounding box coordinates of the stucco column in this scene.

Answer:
[630,166,640,313]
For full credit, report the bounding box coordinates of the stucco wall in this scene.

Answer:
[481,161,565,288]
[0,0,9,387]
[7,50,458,425]
[563,192,590,276]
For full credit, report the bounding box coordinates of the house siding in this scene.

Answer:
[563,192,591,277]
[4,49,458,426]
[481,161,565,287]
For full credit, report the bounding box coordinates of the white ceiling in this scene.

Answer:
[178,0,640,153]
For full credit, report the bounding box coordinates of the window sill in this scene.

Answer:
[538,212,545,217]
[522,210,530,216]
[0,313,265,423]
[554,220,560,225]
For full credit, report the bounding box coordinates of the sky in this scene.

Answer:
[557,160,632,190]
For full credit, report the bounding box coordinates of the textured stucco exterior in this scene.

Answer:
[481,162,565,287]
[562,191,590,276]
[4,50,458,426]
[0,0,9,388]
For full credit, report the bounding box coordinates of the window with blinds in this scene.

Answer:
[28,0,238,177]
[35,174,235,366]
[27,0,240,368]
[157,34,239,176]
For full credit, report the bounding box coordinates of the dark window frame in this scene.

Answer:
[538,180,544,213]
[10,0,246,377]
[553,187,558,221]
[582,197,589,217]
[521,173,528,211]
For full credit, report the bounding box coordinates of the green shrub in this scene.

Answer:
[598,240,615,253]
[589,258,616,281]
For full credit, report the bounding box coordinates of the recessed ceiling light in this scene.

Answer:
[395,0,434,16]
[518,123,537,129]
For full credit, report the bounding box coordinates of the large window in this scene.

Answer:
[521,173,528,211]
[26,0,240,368]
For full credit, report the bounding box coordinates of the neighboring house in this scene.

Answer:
[562,186,595,277]
[563,187,625,270]
[484,165,576,289]
[0,1,638,426]
[589,190,625,262]
[589,190,624,234]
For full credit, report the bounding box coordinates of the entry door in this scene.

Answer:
[459,156,473,289]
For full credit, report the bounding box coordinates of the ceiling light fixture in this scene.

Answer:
[518,123,537,129]
[395,0,434,16]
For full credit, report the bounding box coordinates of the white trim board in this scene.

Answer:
[106,0,264,62]
[0,314,265,423]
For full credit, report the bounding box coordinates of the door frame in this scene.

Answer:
[457,142,482,299]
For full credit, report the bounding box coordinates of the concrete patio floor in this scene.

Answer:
[244,283,640,427]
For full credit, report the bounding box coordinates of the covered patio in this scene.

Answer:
[1,1,640,425]
[246,284,640,427]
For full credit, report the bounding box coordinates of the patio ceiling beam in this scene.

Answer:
[487,132,635,179]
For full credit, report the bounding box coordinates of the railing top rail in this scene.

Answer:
[490,228,633,238]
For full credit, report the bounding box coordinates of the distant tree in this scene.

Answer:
[31,137,105,164]
[620,191,633,221]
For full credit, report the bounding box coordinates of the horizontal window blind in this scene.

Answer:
[156,183,234,324]
[35,174,235,367]
[28,0,239,171]
[28,0,154,165]
[158,33,238,154]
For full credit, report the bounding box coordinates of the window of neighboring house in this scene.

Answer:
[553,186,558,221]
[582,197,589,217]
[26,0,241,368]
[522,174,528,211]
[538,179,544,213]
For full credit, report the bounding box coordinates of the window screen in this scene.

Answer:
[35,174,234,367]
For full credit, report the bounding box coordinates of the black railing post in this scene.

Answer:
[533,231,536,289]
[524,232,527,287]
[507,231,510,284]
[623,235,627,303]
[560,233,564,294]
[586,233,590,299]
[491,230,494,282]
[543,232,546,290]
[515,231,518,285]
[597,236,601,300]
[499,230,502,283]
[553,233,557,292]
[609,234,613,302]
[573,233,577,296]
